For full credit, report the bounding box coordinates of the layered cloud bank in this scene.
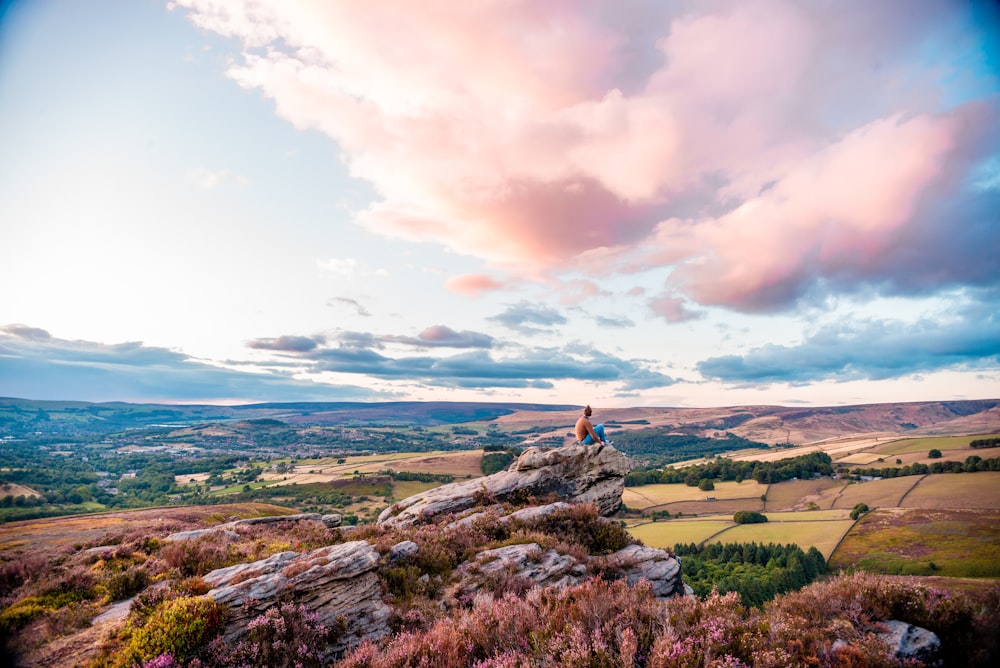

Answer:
[174,0,999,316]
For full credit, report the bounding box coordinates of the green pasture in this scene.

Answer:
[830,507,1000,577]
[714,517,856,559]
[628,518,733,548]
[390,480,440,499]
[871,433,1000,456]
[628,509,855,558]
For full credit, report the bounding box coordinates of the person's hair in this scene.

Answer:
[584,405,592,417]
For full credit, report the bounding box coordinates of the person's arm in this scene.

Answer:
[585,420,600,443]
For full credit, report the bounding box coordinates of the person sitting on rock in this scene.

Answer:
[575,405,610,445]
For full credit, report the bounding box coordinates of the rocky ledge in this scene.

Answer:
[378,441,630,528]
[203,540,390,656]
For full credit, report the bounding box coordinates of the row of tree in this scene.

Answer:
[848,455,1000,478]
[625,452,835,487]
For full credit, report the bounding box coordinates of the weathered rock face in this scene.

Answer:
[203,540,390,656]
[455,543,587,597]
[378,442,630,528]
[878,620,940,663]
[452,541,687,600]
[602,544,691,598]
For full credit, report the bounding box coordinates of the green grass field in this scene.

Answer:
[713,517,856,559]
[829,507,1000,577]
[390,480,440,499]
[628,519,734,547]
[628,509,855,558]
[871,434,1000,456]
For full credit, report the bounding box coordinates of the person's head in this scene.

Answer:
[584,405,592,417]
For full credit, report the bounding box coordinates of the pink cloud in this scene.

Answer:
[445,273,504,298]
[652,112,958,310]
[175,0,998,311]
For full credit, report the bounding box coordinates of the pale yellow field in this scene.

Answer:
[628,519,734,548]
[730,433,899,464]
[0,482,42,498]
[900,472,1000,509]
[759,509,852,521]
[830,476,923,509]
[711,519,856,559]
[174,472,211,484]
[663,499,763,516]
[764,478,846,510]
[622,480,766,510]
[257,450,485,486]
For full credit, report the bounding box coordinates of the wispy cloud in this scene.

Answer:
[327,296,371,317]
[246,334,324,352]
[488,301,567,335]
[188,166,249,190]
[697,306,1000,384]
[445,273,505,297]
[0,326,383,403]
[381,325,493,349]
[306,346,675,390]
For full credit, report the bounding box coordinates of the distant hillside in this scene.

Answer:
[0,396,996,444]
[0,398,576,437]
[493,399,1000,446]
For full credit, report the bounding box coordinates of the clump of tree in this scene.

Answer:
[627,452,834,487]
[928,448,942,459]
[613,429,769,467]
[733,510,768,524]
[480,445,522,475]
[850,502,870,520]
[970,437,1000,448]
[383,470,454,484]
[674,541,827,607]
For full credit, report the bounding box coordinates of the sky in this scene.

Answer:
[1,0,999,408]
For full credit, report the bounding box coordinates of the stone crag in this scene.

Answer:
[378,441,630,528]
[203,540,390,656]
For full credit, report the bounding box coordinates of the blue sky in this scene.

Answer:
[1,0,998,407]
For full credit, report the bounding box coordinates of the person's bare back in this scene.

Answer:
[575,405,608,444]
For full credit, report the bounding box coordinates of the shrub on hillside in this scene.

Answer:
[202,602,337,668]
[511,504,633,555]
[112,595,227,668]
[157,536,236,577]
[850,503,870,520]
[928,449,943,459]
[733,511,767,524]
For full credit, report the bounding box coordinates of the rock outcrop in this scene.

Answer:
[602,544,691,598]
[879,620,940,663]
[378,442,630,528]
[451,541,687,600]
[455,543,587,596]
[203,540,390,656]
